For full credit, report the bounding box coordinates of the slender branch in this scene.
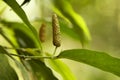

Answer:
[3,46,41,51]
[9,53,55,59]
[2,46,57,59]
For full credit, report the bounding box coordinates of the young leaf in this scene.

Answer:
[3,0,41,49]
[52,0,91,46]
[58,49,120,77]
[45,59,76,80]
[0,47,18,80]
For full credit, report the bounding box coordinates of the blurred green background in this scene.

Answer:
[1,0,120,80]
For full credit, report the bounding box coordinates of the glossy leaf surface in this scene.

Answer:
[58,49,120,77]
[45,59,76,80]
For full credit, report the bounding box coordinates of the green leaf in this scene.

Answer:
[58,49,120,77]
[45,59,76,80]
[3,0,41,49]
[0,46,30,80]
[14,60,31,80]
[1,21,40,48]
[11,22,40,48]
[52,0,91,46]
[0,47,18,80]
[28,59,58,80]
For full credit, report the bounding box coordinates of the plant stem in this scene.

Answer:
[10,54,54,59]
[3,46,41,51]
[53,46,57,56]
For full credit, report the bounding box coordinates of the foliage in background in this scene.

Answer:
[0,0,120,80]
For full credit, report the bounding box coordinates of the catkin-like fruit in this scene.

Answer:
[39,23,46,42]
[52,14,61,47]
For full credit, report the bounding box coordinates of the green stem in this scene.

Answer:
[52,46,57,56]
[3,46,41,51]
[10,54,55,59]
